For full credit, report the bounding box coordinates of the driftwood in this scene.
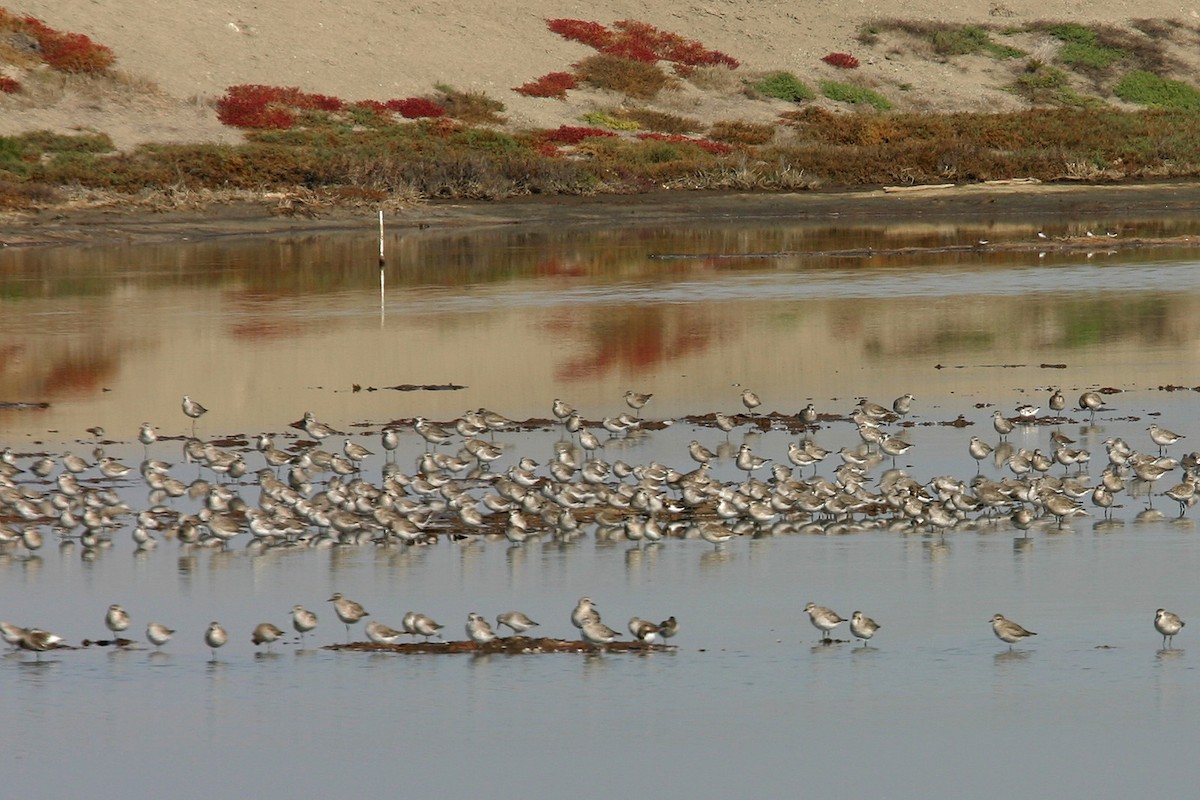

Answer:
[325,636,674,654]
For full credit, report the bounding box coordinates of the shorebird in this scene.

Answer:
[688,440,715,464]
[1079,391,1106,417]
[856,398,894,423]
[580,619,621,649]
[735,444,770,475]
[19,628,68,659]
[1048,389,1066,413]
[1149,424,1185,454]
[804,602,846,641]
[1,621,27,649]
[624,390,652,419]
[381,428,400,458]
[892,393,915,417]
[291,605,318,642]
[714,412,737,436]
[799,403,818,427]
[343,439,373,467]
[496,611,539,635]
[251,622,285,650]
[850,611,880,646]
[990,613,1036,649]
[181,395,207,433]
[365,621,405,645]
[739,388,762,416]
[552,399,575,421]
[968,436,993,470]
[466,613,497,644]
[138,422,157,450]
[328,593,369,640]
[1163,474,1197,517]
[628,617,661,644]
[146,622,175,650]
[104,604,131,640]
[1015,404,1039,421]
[658,615,678,645]
[1154,608,1185,648]
[410,614,444,642]
[301,411,337,440]
[571,597,600,629]
[204,622,228,660]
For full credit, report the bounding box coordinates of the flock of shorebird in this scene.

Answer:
[0,385,1195,658]
[803,602,1186,651]
[0,594,678,659]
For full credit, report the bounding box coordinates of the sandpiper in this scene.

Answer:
[990,613,1036,649]
[496,611,539,635]
[329,593,369,639]
[658,615,678,644]
[1048,389,1066,413]
[992,410,1014,439]
[146,622,175,650]
[410,614,444,642]
[804,602,846,641]
[365,621,405,645]
[291,605,318,642]
[204,622,228,659]
[1079,391,1106,417]
[892,393,915,417]
[739,388,762,416]
[624,390,652,419]
[301,411,337,440]
[19,628,68,658]
[1149,424,1185,454]
[571,597,600,629]
[251,622,285,650]
[181,396,207,433]
[968,436,993,469]
[105,603,131,640]
[580,619,621,649]
[628,617,662,644]
[799,403,818,427]
[466,613,498,644]
[850,611,880,646]
[1,621,27,649]
[1154,608,1185,648]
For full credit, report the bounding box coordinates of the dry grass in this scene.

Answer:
[574,53,679,100]
[612,107,704,133]
[686,64,741,92]
[708,119,776,145]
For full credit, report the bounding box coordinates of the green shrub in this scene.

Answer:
[1114,70,1200,109]
[581,111,641,130]
[1043,24,1124,70]
[749,72,815,102]
[931,26,1024,59]
[820,81,892,110]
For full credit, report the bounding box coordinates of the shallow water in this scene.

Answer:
[2,213,1200,799]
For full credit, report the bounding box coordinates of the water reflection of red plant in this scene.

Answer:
[41,354,115,396]
[230,320,304,341]
[550,306,713,381]
[535,258,588,277]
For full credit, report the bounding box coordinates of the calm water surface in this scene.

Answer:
[2,211,1199,799]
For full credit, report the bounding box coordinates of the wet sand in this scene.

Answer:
[6,181,1200,247]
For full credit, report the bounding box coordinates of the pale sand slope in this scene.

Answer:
[4,0,1200,148]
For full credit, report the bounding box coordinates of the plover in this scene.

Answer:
[990,613,1036,649]
[804,602,846,641]
[850,611,880,645]
[1154,608,1185,648]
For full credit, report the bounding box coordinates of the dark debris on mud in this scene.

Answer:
[325,636,675,655]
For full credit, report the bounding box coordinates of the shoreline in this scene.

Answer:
[5,180,1200,248]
